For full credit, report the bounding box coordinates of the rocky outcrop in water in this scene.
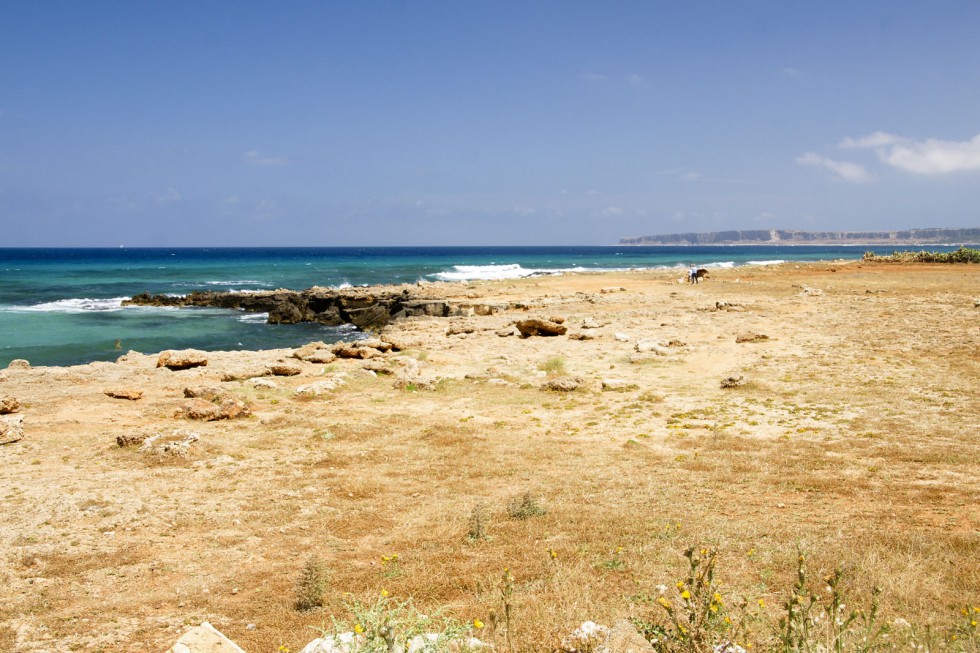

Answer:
[124,288,504,331]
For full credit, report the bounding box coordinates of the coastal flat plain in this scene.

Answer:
[1,261,977,652]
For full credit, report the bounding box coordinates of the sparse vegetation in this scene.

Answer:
[537,355,567,375]
[863,246,980,263]
[507,491,547,520]
[294,554,328,612]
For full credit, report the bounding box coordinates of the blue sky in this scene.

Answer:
[1,2,978,246]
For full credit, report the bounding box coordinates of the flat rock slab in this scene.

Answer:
[104,388,143,400]
[167,621,245,653]
[516,319,567,337]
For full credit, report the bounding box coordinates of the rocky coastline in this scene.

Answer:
[123,287,508,331]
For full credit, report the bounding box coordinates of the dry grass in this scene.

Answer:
[0,263,977,651]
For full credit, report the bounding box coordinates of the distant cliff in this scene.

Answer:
[620,227,980,245]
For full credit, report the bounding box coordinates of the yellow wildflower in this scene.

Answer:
[381,589,389,597]
[354,624,364,634]
[657,596,671,609]
[710,604,718,613]
[724,616,732,625]
[681,590,691,600]
[713,592,723,604]
[473,619,484,629]
[676,581,685,589]
[758,599,766,607]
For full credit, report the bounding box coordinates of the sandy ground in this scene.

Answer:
[1,261,978,652]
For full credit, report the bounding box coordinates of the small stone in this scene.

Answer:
[6,359,30,370]
[543,376,583,392]
[269,364,302,376]
[104,388,143,401]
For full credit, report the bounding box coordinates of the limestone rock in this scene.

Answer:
[581,317,608,329]
[549,315,566,324]
[446,321,476,336]
[293,341,339,363]
[157,350,209,370]
[6,359,30,370]
[568,333,594,341]
[606,619,655,653]
[249,377,279,389]
[221,368,270,382]
[0,394,20,414]
[295,374,348,396]
[0,414,24,445]
[735,332,769,343]
[167,621,245,653]
[601,379,633,391]
[496,326,516,337]
[179,398,250,421]
[104,388,143,401]
[362,359,393,375]
[300,632,362,653]
[116,432,151,447]
[721,375,745,389]
[614,333,631,342]
[140,430,200,456]
[303,350,338,364]
[269,363,302,376]
[544,376,584,392]
[292,341,330,359]
[515,319,567,338]
[635,340,669,356]
[183,386,227,401]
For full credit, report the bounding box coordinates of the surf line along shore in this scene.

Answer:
[123,286,516,331]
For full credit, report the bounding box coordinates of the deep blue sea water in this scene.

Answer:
[0,245,969,367]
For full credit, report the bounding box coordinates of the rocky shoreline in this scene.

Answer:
[123,287,509,331]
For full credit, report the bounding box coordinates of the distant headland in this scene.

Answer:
[620,227,980,246]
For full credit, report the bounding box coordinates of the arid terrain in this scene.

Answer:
[1,261,978,652]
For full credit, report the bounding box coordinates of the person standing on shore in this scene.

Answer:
[689,265,699,284]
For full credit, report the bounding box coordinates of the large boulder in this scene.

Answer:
[6,359,30,370]
[157,350,208,370]
[515,319,567,338]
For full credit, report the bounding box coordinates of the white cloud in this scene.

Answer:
[839,131,980,175]
[244,150,287,166]
[783,66,800,76]
[797,152,874,183]
[838,131,905,149]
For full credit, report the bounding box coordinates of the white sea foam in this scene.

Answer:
[237,312,270,323]
[11,297,132,313]
[173,280,274,289]
[434,263,592,281]
[746,259,786,266]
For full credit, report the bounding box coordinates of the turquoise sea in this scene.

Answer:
[0,245,968,367]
